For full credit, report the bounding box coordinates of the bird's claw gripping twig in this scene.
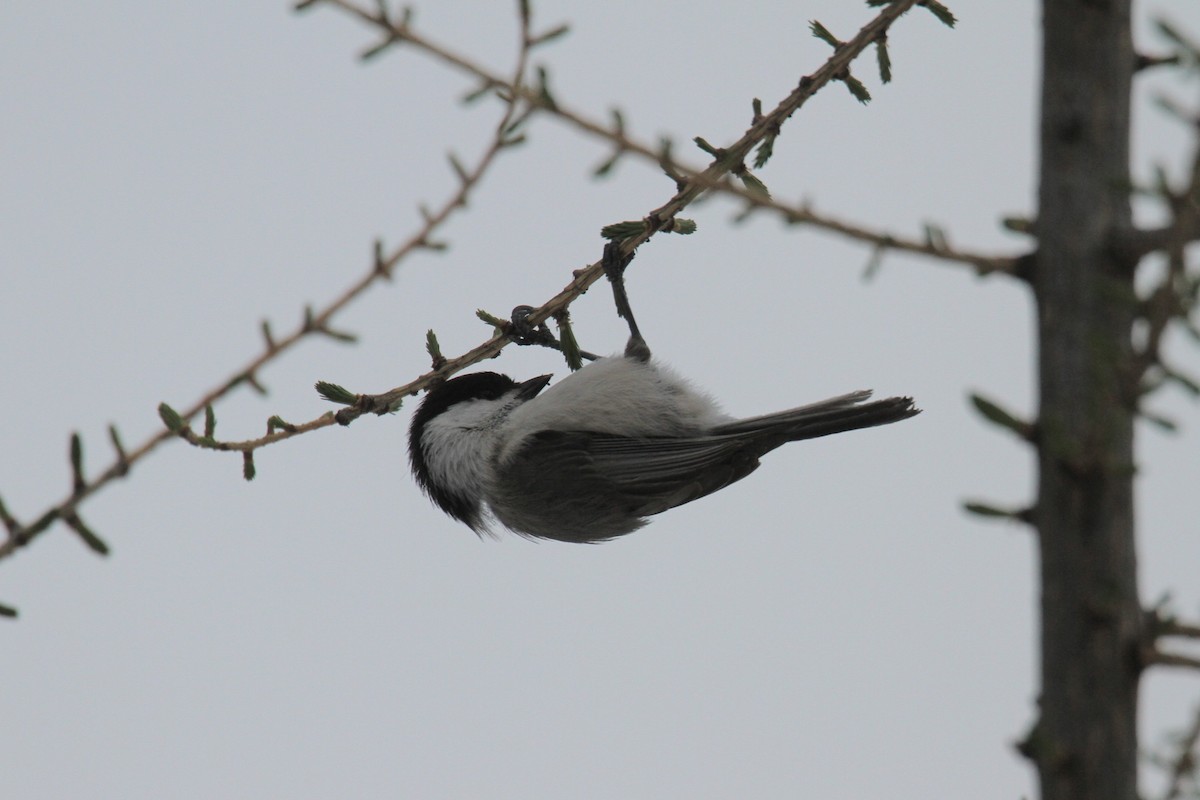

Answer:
[602,242,650,362]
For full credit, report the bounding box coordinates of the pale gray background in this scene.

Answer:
[3,2,1199,798]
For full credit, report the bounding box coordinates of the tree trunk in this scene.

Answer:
[1032,1,1142,799]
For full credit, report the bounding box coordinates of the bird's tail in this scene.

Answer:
[711,390,920,441]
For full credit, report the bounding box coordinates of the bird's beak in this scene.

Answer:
[516,374,552,400]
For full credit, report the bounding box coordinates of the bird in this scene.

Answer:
[407,244,919,542]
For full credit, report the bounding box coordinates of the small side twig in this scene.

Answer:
[1143,606,1200,672]
[1156,704,1200,800]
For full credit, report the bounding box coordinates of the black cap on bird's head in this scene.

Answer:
[407,371,551,530]
[409,372,551,432]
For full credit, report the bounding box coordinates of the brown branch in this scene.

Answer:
[0,9,531,566]
[1128,75,1200,401]
[1127,79,1200,258]
[134,1,539,467]
[1129,130,1200,258]
[1143,607,1200,671]
[166,412,339,454]
[729,188,1023,277]
[1161,618,1200,640]
[1148,649,1200,671]
[1132,218,1199,407]
[307,0,936,426]
[301,0,1014,276]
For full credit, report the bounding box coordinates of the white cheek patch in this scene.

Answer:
[420,397,515,503]
[422,417,490,495]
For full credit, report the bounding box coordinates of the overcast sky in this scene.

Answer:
[4,2,1199,798]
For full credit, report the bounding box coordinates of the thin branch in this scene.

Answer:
[1144,608,1200,671]
[1133,218,1198,403]
[1162,618,1200,640]
[301,0,1014,276]
[0,7,530,565]
[157,0,538,477]
[731,190,1023,277]
[1127,69,1200,409]
[164,408,338,453]
[1148,649,1200,671]
[303,0,939,427]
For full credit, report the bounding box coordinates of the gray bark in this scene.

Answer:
[1032,1,1142,798]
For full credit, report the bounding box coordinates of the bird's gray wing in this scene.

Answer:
[580,433,765,509]
[488,430,765,542]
